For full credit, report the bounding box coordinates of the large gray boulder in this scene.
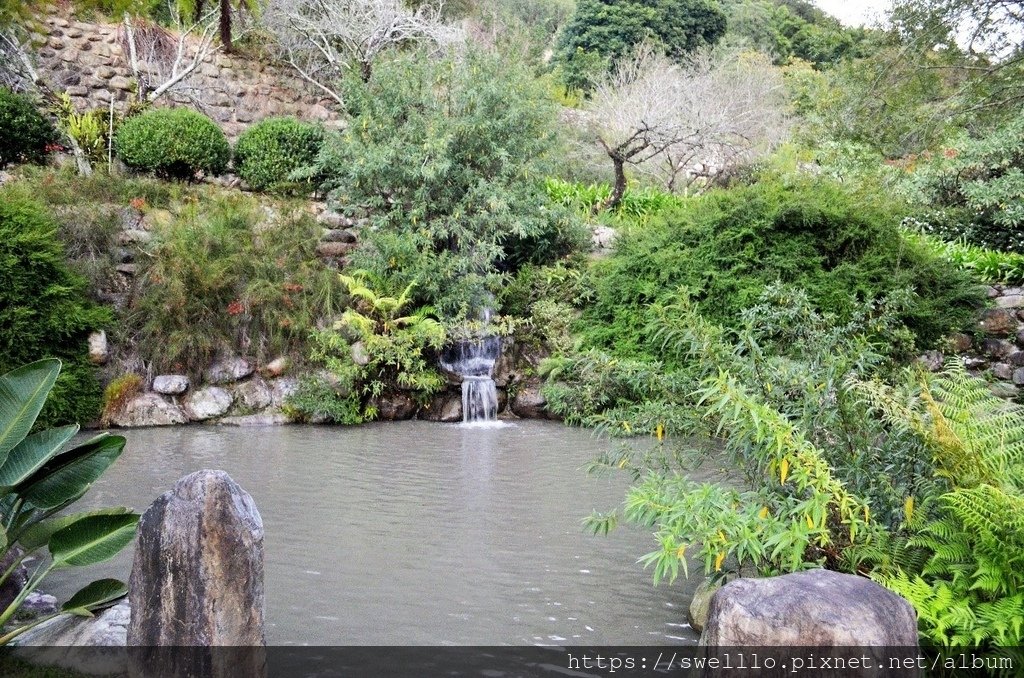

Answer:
[152,374,189,395]
[700,569,918,646]
[183,386,234,421]
[110,393,188,427]
[232,376,273,411]
[129,471,265,676]
[204,356,254,384]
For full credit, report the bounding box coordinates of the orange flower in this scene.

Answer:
[227,300,245,316]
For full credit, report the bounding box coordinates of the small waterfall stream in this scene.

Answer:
[440,336,502,425]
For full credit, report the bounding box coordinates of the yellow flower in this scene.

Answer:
[758,506,769,520]
[714,552,726,572]
[655,423,664,442]
[675,544,687,560]
[779,458,789,485]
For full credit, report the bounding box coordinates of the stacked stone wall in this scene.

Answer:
[33,13,341,139]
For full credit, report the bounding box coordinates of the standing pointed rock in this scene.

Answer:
[128,470,265,677]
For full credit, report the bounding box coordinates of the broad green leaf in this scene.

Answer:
[18,507,135,551]
[19,434,126,510]
[0,360,61,463]
[50,513,140,568]
[61,578,128,616]
[0,522,7,553]
[0,424,79,489]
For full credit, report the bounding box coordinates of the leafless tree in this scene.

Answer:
[587,45,789,209]
[263,0,463,107]
[120,2,221,105]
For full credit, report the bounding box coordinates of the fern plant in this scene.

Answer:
[851,361,1024,649]
[296,272,447,423]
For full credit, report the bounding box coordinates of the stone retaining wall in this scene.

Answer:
[921,284,1024,399]
[33,13,341,139]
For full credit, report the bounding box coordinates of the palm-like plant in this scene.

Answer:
[0,359,139,644]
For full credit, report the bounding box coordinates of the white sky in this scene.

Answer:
[813,0,892,27]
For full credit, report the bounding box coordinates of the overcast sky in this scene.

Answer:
[813,0,892,27]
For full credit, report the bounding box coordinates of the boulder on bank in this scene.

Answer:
[109,393,188,427]
[152,374,189,395]
[183,386,234,421]
[129,470,265,676]
[204,356,255,384]
[699,569,918,646]
[420,392,462,422]
[511,381,556,420]
[372,392,418,420]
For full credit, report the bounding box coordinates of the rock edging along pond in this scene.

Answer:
[103,347,559,428]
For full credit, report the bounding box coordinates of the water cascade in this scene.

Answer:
[440,335,502,424]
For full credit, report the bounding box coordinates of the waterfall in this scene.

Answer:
[440,335,501,425]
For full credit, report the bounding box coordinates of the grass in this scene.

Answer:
[906,229,1024,285]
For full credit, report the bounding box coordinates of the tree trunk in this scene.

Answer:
[603,155,627,212]
[219,0,232,52]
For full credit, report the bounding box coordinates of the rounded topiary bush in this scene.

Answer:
[0,88,58,168]
[233,117,325,192]
[115,107,230,179]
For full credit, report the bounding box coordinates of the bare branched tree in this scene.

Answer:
[120,2,221,105]
[587,45,789,208]
[263,0,463,107]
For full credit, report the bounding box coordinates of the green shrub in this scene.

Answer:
[234,117,324,192]
[0,88,57,168]
[579,177,983,358]
[308,49,586,319]
[910,114,1024,252]
[115,107,229,179]
[0,188,110,427]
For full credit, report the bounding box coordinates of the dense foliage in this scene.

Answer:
[289,273,446,423]
[557,0,727,65]
[909,114,1024,252]
[0,88,57,168]
[578,178,981,360]
[233,117,325,192]
[0,188,110,427]
[0,359,139,644]
[307,50,587,319]
[115,108,230,179]
[126,194,343,376]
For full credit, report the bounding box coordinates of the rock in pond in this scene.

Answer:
[129,470,265,676]
[373,392,418,420]
[152,374,189,395]
[700,569,918,647]
[109,393,188,427]
[420,392,462,422]
[687,580,720,635]
[511,381,556,420]
[219,413,291,427]
[183,386,233,421]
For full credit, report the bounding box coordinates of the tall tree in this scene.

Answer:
[557,0,727,66]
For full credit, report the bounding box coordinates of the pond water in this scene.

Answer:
[47,421,703,646]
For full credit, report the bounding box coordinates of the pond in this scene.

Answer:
[48,421,703,645]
